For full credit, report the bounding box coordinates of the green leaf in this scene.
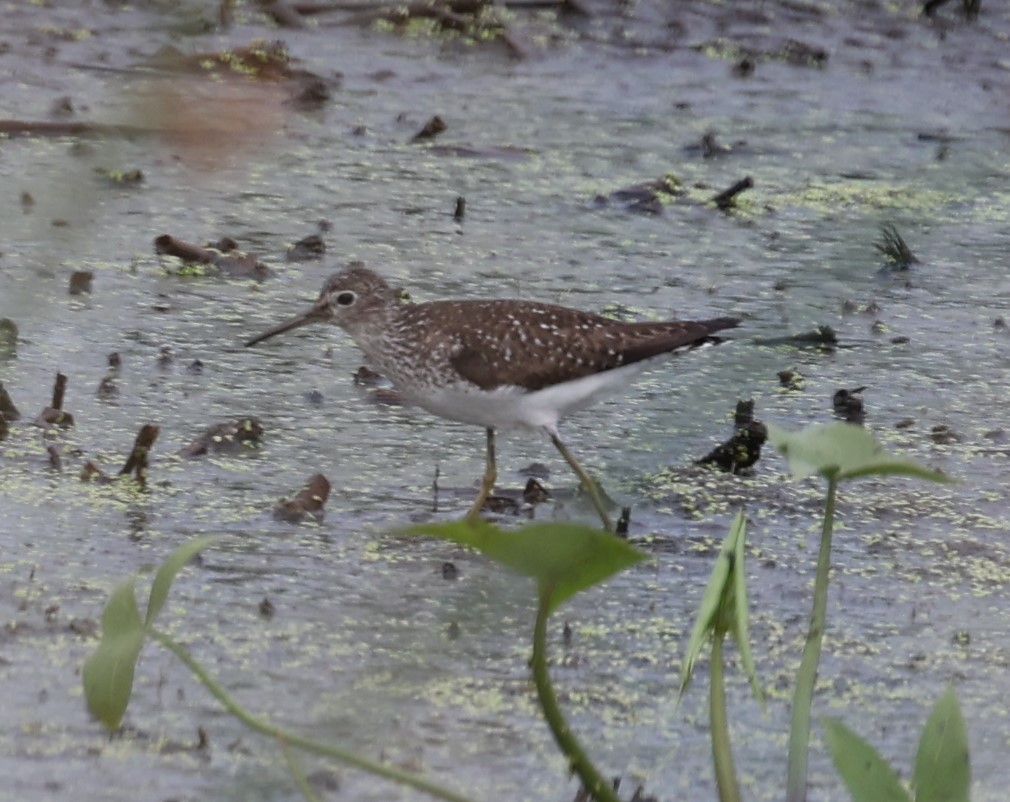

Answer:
[83,536,218,731]
[767,422,951,483]
[82,577,145,730]
[679,514,736,698]
[824,717,911,802]
[730,512,763,707]
[145,535,219,627]
[678,511,763,704]
[407,520,647,614]
[913,687,970,802]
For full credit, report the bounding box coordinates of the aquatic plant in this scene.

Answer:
[766,422,950,802]
[875,223,918,269]
[678,510,761,802]
[825,685,969,802]
[83,521,645,802]
[82,422,961,802]
[82,536,479,802]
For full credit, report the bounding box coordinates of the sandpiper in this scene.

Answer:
[246,264,739,531]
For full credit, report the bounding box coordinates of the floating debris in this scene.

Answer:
[259,0,307,29]
[697,398,768,474]
[777,368,804,389]
[411,115,447,143]
[155,234,273,280]
[615,506,632,537]
[923,0,980,20]
[79,423,159,486]
[157,346,174,370]
[483,495,520,515]
[732,56,756,77]
[181,417,264,457]
[119,424,160,487]
[273,473,330,523]
[353,366,383,386]
[80,461,111,484]
[682,129,742,159]
[711,176,754,210]
[695,36,828,70]
[69,270,93,295]
[427,144,534,160]
[94,167,144,185]
[0,382,22,421]
[833,386,866,424]
[734,399,756,427]
[754,325,838,350]
[33,372,74,429]
[96,375,119,400]
[286,233,326,262]
[930,424,960,444]
[595,173,684,214]
[0,319,18,356]
[522,477,551,505]
[697,421,767,474]
[344,2,525,58]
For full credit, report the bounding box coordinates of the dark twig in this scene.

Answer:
[154,235,219,264]
[411,115,447,143]
[119,424,161,485]
[0,382,21,421]
[711,177,754,210]
[0,120,144,138]
[52,373,68,411]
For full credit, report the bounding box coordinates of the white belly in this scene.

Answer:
[400,359,659,431]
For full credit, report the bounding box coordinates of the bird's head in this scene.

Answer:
[245,262,402,347]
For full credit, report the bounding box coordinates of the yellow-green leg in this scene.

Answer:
[548,431,614,533]
[465,427,497,523]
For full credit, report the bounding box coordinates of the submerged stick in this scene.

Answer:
[119,424,161,485]
[711,176,753,210]
[52,373,68,411]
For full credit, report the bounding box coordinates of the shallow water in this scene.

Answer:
[2,1,1010,800]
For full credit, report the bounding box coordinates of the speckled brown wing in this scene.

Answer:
[420,299,739,392]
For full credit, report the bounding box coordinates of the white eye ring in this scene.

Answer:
[335,291,356,306]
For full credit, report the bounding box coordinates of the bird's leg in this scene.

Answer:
[547,430,614,532]
[465,427,497,523]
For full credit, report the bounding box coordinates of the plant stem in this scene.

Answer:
[709,633,741,802]
[150,629,477,802]
[278,736,322,802]
[785,476,838,802]
[530,592,621,802]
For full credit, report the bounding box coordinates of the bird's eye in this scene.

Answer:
[335,291,356,306]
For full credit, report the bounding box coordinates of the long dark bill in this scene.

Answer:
[244,303,328,347]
